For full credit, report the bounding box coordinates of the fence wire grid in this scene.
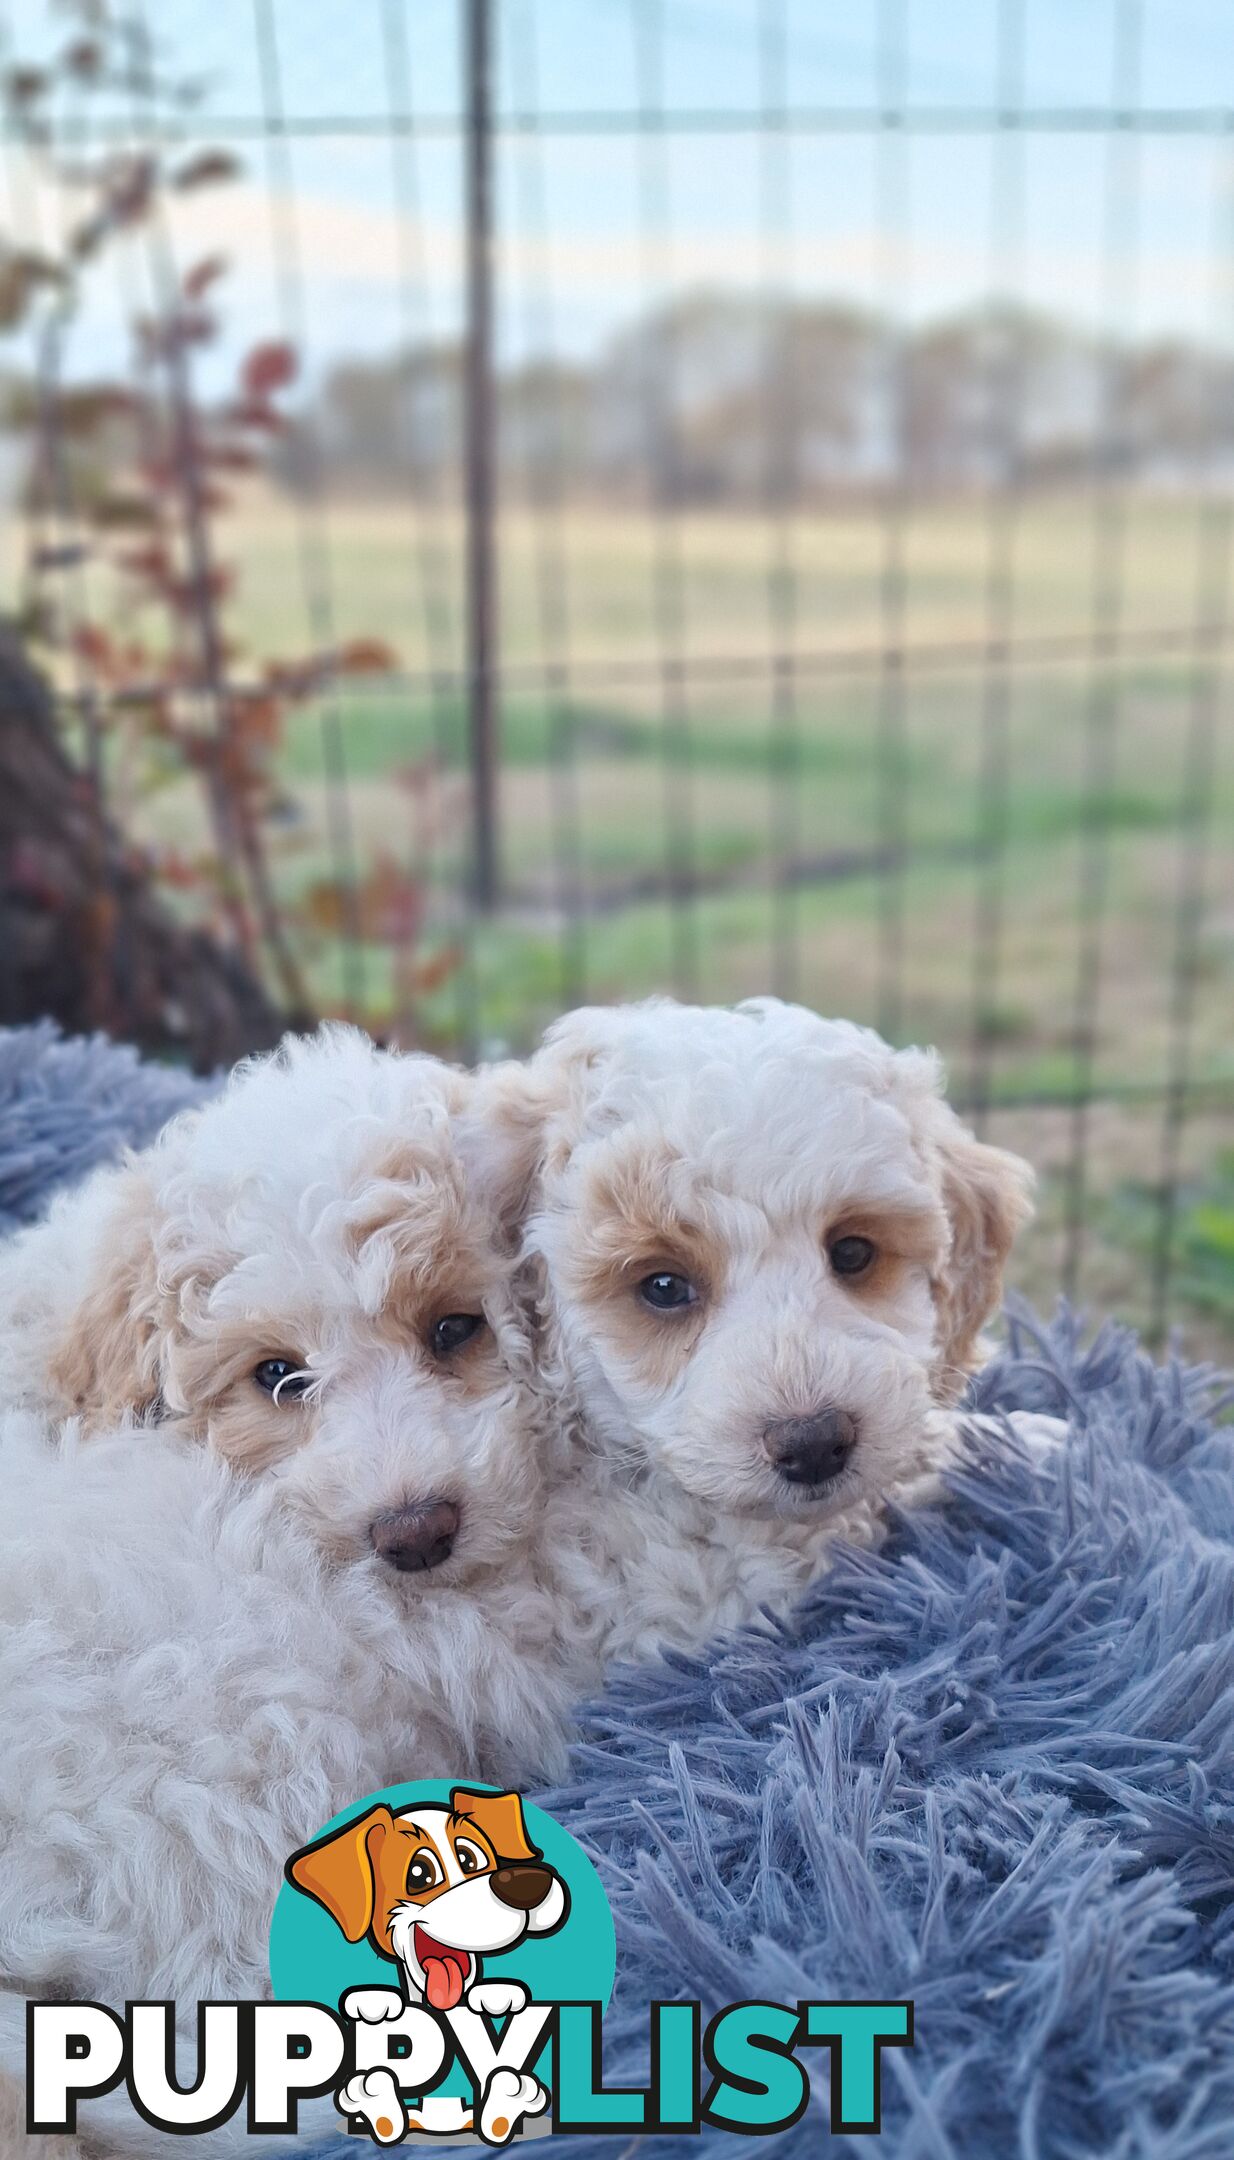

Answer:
[3,0,1234,1354]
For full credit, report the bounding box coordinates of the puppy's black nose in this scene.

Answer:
[763,1410,859,1489]
[370,1500,459,1573]
[491,1864,555,1911]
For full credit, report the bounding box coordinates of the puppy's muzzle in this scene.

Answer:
[762,1410,859,1490]
[491,1864,556,1911]
[370,1499,460,1573]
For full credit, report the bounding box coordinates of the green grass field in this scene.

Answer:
[23,489,1234,1356]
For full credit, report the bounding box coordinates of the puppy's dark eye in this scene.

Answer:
[253,1357,312,1402]
[638,1272,697,1312]
[431,1313,485,1357]
[829,1236,877,1278]
[455,1840,486,1875]
[405,1851,440,1895]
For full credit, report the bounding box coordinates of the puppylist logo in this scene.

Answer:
[26,1780,913,2144]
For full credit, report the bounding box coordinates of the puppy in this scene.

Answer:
[0,1024,543,1585]
[289,1789,566,2144]
[511,997,1038,1666]
[0,1006,1039,2153]
[290,1786,567,2010]
[0,1030,570,2158]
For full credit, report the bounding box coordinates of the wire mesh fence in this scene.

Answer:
[1,0,1232,1354]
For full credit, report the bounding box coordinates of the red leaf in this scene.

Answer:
[409,944,462,993]
[335,638,398,675]
[263,657,323,699]
[183,254,228,300]
[304,859,428,946]
[171,150,242,192]
[202,443,259,474]
[360,856,425,944]
[71,622,116,674]
[303,879,348,937]
[236,695,283,750]
[165,567,234,615]
[241,340,297,400]
[148,848,203,891]
[61,39,104,81]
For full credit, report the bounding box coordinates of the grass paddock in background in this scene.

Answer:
[8,488,1232,1353]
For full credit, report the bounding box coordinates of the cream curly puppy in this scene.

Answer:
[514,997,1041,1668]
[0,1003,1044,2156]
[0,1028,569,2159]
[0,1024,549,1584]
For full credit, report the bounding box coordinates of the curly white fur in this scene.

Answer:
[0,1031,570,2156]
[514,997,1034,1670]
[0,1405,578,2156]
[0,1025,555,1580]
[0,1001,1034,2157]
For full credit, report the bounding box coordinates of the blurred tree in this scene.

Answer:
[0,1,433,1064]
[0,632,285,1066]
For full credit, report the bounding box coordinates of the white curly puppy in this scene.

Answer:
[0,1024,546,1585]
[516,997,1040,1665]
[0,1029,570,2159]
[290,1787,566,2144]
[0,1004,1045,2156]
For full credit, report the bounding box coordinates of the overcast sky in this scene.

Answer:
[3,0,1234,392]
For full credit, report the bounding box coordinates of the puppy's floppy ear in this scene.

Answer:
[466,1061,558,1251]
[46,1166,165,1428]
[285,1803,395,1942]
[929,1112,1034,1394]
[502,1004,641,1220]
[471,1013,639,1257]
[450,1788,539,1864]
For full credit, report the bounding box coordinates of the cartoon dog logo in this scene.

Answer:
[287,1788,569,2144]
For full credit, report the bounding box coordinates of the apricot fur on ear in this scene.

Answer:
[450,1787,539,1864]
[286,1803,395,1942]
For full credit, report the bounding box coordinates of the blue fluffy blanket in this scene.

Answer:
[546,1315,1234,2158]
[0,1021,209,1232]
[3,1028,1231,2157]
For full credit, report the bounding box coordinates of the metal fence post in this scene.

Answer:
[464,0,499,910]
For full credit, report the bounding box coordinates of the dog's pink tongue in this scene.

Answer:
[423,1955,465,2011]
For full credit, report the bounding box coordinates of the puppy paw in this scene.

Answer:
[465,1979,529,2018]
[336,2067,407,2145]
[342,1985,407,2024]
[479,2067,548,2146]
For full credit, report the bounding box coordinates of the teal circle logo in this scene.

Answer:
[269,1781,615,2141]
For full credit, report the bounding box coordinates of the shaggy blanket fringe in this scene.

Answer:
[535,1313,1234,2159]
[2,1029,1231,2156]
[0,1021,209,1233]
